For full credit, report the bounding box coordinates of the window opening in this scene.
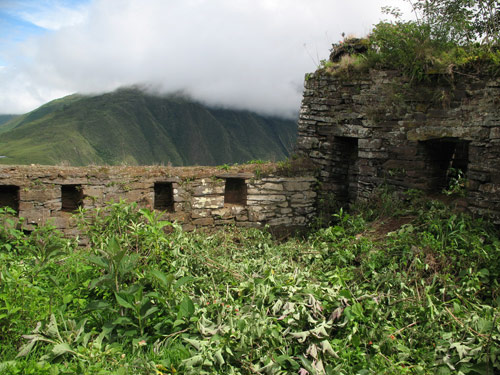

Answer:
[419,138,469,192]
[61,184,83,212]
[331,137,359,204]
[154,182,174,211]
[224,178,247,206]
[0,185,20,212]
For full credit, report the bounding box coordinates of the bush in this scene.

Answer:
[1,198,499,374]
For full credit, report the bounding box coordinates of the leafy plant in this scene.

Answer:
[1,197,499,374]
[323,1,500,82]
[217,163,232,171]
[443,167,467,196]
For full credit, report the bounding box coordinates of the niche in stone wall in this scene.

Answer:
[154,182,174,211]
[331,136,359,203]
[419,138,470,191]
[224,178,247,206]
[61,184,83,212]
[0,185,20,212]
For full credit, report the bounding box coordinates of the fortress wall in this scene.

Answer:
[0,164,316,236]
[297,70,500,223]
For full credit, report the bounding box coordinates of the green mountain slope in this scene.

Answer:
[0,115,21,132]
[0,88,297,166]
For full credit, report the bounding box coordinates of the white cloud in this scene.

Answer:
[0,66,68,113]
[0,0,412,116]
[8,0,89,31]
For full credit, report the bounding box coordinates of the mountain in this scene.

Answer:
[0,88,297,166]
[0,114,20,129]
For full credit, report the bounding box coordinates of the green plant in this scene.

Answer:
[2,198,499,374]
[217,163,231,171]
[407,0,500,45]
[245,159,269,165]
[0,207,26,253]
[369,20,447,81]
[360,0,500,82]
[443,167,467,196]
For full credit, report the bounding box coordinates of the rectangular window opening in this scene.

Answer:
[224,178,247,206]
[419,138,470,192]
[332,136,359,204]
[61,184,83,212]
[154,182,174,211]
[0,185,20,213]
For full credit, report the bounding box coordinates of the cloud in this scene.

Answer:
[1,0,90,30]
[0,0,411,116]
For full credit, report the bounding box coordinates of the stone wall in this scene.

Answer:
[297,69,500,223]
[0,164,316,236]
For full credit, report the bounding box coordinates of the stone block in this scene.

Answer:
[182,224,195,232]
[22,187,60,202]
[268,217,293,226]
[191,209,210,219]
[192,218,214,226]
[215,219,235,225]
[490,127,500,139]
[21,208,51,225]
[124,190,148,203]
[247,195,286,202]
[467,171,490,182]
[47,216,71,229]
[212,207,234,219]
[478,183,500,194]
[358,138,382,149]
[310,151,326,159]
[292,216,307,225]
[235,214,249,221]
[193,196,224,209]
[18,201,35,211]
[248,211,267,222]
[193,185,224,196]
[45,199,62,211]
[358,151,388,159]
[168,212,188,222]
[173,202,186,212]
[283,181,311,191]
[260,183,284,191]
[298,137,320,149]
[83,186,106,197]
[235,221,261,228]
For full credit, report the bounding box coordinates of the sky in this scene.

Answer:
[0,0,411,117]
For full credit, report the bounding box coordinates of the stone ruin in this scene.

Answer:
[1,66,499,234]
[0,164,316,237]
[297,68,500,223]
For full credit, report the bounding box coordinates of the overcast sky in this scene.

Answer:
[0,0,411,117]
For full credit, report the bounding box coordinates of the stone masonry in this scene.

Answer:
[297,69,500,223]
[0,164,316,236]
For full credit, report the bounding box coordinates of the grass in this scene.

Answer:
[0,191,499,374]
[318,26,500,83]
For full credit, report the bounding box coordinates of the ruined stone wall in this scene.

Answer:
[297,70,500,223]
[0,164,316,236]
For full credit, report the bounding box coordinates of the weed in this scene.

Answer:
[1,195,499,374]
[217,164,231,171]
[443,167,467,197]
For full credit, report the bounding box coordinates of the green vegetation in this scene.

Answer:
[0,115,19,129]
[1,190,499,374]
[0,88,296,166]
[322,0,500,81]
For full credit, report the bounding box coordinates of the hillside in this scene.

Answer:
[0,88,297,166]
[0,115,19,129]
